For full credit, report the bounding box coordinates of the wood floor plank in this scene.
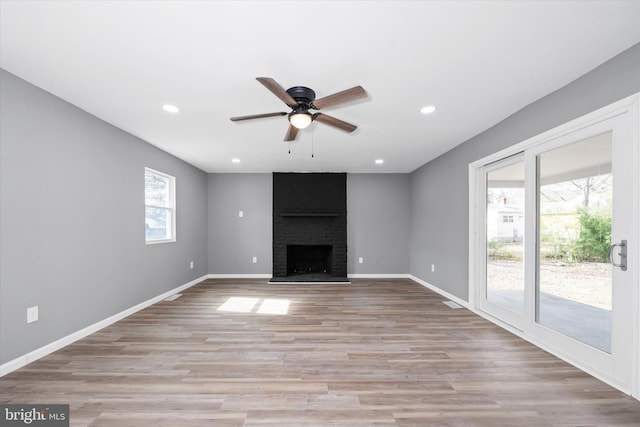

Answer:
[1,278,639,426]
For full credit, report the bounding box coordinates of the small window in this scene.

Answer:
[502,215,514,223]
[145,168,176,244]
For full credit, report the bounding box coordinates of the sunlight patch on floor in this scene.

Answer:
[217,297,291,315]
[217,297,259,313]
[256,298,290,315]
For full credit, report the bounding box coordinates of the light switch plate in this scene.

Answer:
[27,306,38,324]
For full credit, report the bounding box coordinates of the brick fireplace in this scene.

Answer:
[271,172,348,282]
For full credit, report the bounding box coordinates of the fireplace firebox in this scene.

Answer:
[287,245,333,275]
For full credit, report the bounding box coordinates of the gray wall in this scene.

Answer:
[206,173,411,276]
[207,174,273,274]
[348,174,410,274]
[409,42,640,301]
[0,70,208,364]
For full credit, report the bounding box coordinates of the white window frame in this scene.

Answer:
[144,167,176,244]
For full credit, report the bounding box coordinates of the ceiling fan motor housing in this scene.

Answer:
[286,86,316,110]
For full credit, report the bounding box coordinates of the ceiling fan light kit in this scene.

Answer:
[230,77,367,141]
[289,112,312,129]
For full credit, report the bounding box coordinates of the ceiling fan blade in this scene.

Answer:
[311,85,367,110]
[313,113,357,133]
[256,77,297,107]
[284,124,299,141]
[230,112,287,121]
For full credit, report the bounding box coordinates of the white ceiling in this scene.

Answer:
[1,1,639,173]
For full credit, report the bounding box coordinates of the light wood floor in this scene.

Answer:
[2,278,640,426]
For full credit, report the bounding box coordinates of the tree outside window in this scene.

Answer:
[145,168,176,243]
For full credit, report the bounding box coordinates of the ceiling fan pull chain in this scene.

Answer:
[311,122,315,158]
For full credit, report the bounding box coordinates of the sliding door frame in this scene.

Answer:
[468,93,640,398]
[474,153,526,330]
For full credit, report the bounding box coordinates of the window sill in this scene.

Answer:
[146,239,176,245]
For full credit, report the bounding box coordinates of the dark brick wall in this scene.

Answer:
[272,173,347,278]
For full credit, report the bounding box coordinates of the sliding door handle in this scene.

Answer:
[609,240,627,271]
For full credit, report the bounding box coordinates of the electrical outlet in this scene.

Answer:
[431,264,435,272]
[358,257,364,264]
[27,306,38,324]
[238,211,244,218]
[190,261,194,269]
[252,256,257,264]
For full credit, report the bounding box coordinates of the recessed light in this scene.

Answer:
[420,105,436,114]
[162,104,180,113]
[375,159,384,164]
[232,158,241,163]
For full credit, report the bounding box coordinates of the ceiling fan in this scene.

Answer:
[230,77,367,141]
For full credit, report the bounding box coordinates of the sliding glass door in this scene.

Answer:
[472,106,635,393]
[527,116,633,389]
[536,132,613,353]
[478,155,525,328]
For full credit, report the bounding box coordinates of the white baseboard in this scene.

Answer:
[0,274,208,377]
[207,274,272,279]
[207,274,393,282]
[408,274,470,309]
[206,273,411,283]
[348,274,411,279]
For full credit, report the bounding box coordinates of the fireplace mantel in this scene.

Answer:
[280,212,339,217]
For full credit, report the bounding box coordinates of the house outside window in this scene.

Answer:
[145,168,176,243]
